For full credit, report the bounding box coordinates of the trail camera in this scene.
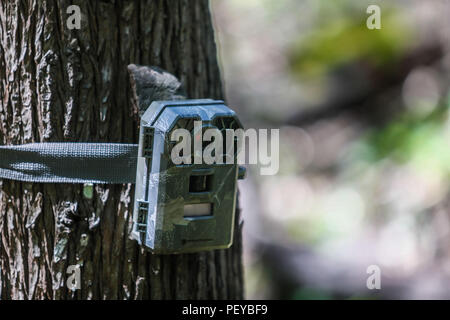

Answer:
[131,99,244,254]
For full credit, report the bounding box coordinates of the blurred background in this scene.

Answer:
[211,0,450,299]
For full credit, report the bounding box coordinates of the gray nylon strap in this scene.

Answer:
[0,143,138,184]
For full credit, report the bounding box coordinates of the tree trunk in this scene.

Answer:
[0,0,243,300]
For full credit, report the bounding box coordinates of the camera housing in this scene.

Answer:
[131,99,243,254]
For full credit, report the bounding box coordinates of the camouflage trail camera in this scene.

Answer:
[131,99,245,254]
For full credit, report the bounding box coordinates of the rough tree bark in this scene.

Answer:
[0,0,243,299]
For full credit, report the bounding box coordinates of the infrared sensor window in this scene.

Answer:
[189,174,213,193]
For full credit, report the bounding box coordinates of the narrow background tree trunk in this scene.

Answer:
[0,0,243,299]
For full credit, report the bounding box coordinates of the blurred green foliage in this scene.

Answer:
[362,100,450,176]
[289,3,412,78]
[215,0,450,299]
